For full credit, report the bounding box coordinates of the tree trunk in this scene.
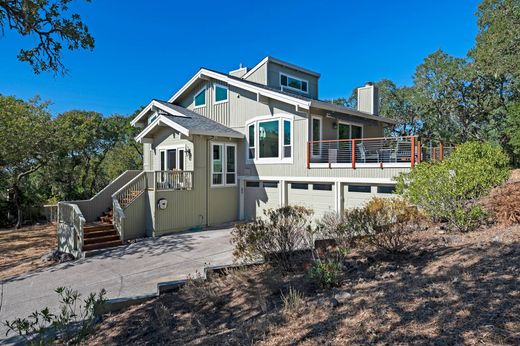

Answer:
[13,164,42,229]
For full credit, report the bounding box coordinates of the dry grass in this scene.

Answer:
[0,224,57,280]
[86,224,520,345]
[482,169,520,225]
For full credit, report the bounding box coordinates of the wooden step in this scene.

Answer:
[84,223,113,232]
[84,234,120,245]
[83,240,122,252]
[84,229,117,239]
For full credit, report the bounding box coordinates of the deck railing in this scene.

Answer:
[113,171,147,209]
[155,170,193,190]
[307,136,452,168]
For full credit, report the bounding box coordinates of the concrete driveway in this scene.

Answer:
[0,226,233,343]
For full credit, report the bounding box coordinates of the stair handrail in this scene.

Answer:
[112,171,147,209]
[112,198,125,238]
[57,201,86,257]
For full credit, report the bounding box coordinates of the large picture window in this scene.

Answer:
[211,143,236,187]
[246,115,293,163]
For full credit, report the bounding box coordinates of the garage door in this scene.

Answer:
[287,182,335,222]
[343,184,396,210]
[244,181,280,220]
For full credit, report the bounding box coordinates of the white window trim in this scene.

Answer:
[280,72,309,94]
[158,144,186,171]
[211,142,237,187]
[247,123,256,162]
[213,83,229,105]
[311,116,322,158]
[193,86,206,109]
[245,114,294,165]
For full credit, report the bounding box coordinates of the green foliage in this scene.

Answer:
[0,0,95,74]
[505,102,520,164]
[397,141,510,231]
[3,286,106,345]
[307,259,341,289]
[231,206,314,270]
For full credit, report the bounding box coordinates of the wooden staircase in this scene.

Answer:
[83,208,122,254]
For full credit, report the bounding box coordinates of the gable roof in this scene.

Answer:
[134,100,243,142]
[242,56,321,80]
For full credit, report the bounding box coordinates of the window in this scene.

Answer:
[280,73,308,94]
[263,181,278,188]
[246,181,260,188]
[377,185,395,194]
[283,120,291,158]
[351,125,363,139]
[214,84,228,104]
[211,143,236,187]
[259,120,279,158]
[348,185,371,193]
[246,115,293,163]
[194,87,206,108]
[226,145,236,185]
[313,183,333,191]
[291,183,309,190]
[159,146,185,171]
[338,123,351,140]
[247,123,255,160]
[312,117,322,157]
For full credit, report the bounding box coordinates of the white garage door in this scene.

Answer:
[287,182,335,222]
[244,181,280,220]
[343,184,396,210]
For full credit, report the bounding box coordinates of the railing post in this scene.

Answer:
[307,141,310,169]
[417,138,422,163]
[411,136,415,167]
[351,139,356,169]
[439,142,444,161]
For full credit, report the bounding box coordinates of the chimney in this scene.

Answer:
[357,82,379,115]
[229,63,249,78]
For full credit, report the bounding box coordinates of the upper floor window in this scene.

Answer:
[194,87,206,108]
[246,115,293,164]
[280,73,308,94]
[214,84,228,104]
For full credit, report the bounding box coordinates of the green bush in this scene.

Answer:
[231,206,313,270]
[4,287,106,345]
[396,141,509,231]
[307,259,341,289]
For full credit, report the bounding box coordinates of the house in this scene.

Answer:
[57,56,442,257]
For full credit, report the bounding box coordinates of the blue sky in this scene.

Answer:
[0,0,480,116]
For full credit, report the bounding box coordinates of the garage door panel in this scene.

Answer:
[287,183,335,222]
[244,182,279,220]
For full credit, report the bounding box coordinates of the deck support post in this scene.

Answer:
[307,141,310,169]
[439,143,444,161]
[351,139,356,169]
[411,136,415,167]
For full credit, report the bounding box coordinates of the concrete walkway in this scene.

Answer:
[0,226,233,343]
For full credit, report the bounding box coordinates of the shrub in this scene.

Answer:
[396,141,510,231]
[4,287,106,345]
[307,259,342,289]
[231,206,313,269]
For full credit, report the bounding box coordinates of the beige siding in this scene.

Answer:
[208,187,238,225]
[267,62,319,99]
[151,128,195,171]
[121,192,147,240]
[178,81,230,126]
[244,62,267,84]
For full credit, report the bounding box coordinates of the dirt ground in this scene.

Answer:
[0,224,57,280]
[85,222,520,346]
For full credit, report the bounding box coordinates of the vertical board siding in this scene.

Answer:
[243,62,267,84]
[208,186,239,225]
[121,192,147,240]
[179,81,230,126]
[267,62,319,99]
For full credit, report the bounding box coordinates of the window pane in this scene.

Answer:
[302,81,308,92]
[226,145,235,173]
[281,74,288,86]
[213,174,222,185]
[167,149,176,170]
[259,120,279,158]
[288,76,301,89]
[178,150,184,171]
[377,185,395,194]
[284,120,291,145]
[313,183,333,191]
[160,151,165,171]
[248,124,255,147]
[212,145,222,173]
[312,119,321,141]
[291,183,308,190]
[263,181,278,188]
[215,85,228,102]
[226,173,235,185]
[195,89,205,106]
[246,181,260,187]
[351,125,363,139]
[338,123,350,140]
[348,185,371,193]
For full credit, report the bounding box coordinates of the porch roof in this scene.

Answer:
[135,100,244,142]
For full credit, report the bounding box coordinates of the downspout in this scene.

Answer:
[206,136,210,227]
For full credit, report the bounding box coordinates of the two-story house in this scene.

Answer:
[58,56,430,257]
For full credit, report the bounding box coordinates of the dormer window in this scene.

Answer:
[194,87,206,108]
[280,73,308,94]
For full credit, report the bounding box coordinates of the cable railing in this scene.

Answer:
[307,136,452,168]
